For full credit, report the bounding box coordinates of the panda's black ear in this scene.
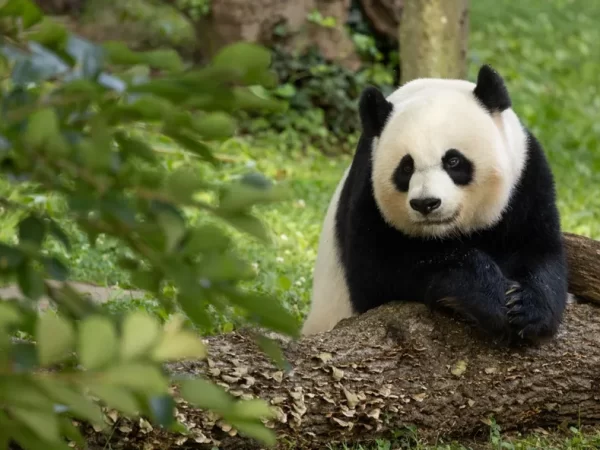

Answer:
[359,86,393,137]
[473,64,511,113]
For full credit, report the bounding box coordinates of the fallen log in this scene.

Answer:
[563,233,600,305]
[83,232,600,449]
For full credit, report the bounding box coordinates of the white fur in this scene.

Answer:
[373,78,528,238]
[301,167,355,335]
[302,77,529,335]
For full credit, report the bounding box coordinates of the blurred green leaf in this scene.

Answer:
[12,341,39,372]
[192,112,236,140]
[66,35,104,79]
[36,312,74,366]
[181,224,230,254]
[231,420,276,446]
[29,17,68,49]
[58,416,85,447]
[0,303,21,328]
[47,284,98,320]
[103,41,184,72]
[108,95,173,123]
[18,215,46,247]
[212,42,272,86]
[43,256,69,281]
[36,378,103,424]
[176,293,213,330]
[233,86,286,112]
[10,423,71,450]
[220,212,270,243]
[218,177,288,213]
[78,315,117,369]
[230,398,275,421]
[10,407,60,443]
[10,43,69,85]
[47,220,71,251]
[87,383,140,416]
[23,107,68,155]
[155,206,186,253]
[225,289,298,337]
[114,131,157,163]
[151,328,206,362]
[17,262,45,301]
[148,394,175,427]
[163,129,217,164]
[0,378,54,411]
[101,363,167,395]
[179,378,234,413]
[165,167,207,203]
[255,334,288,370]
[0,0,43,28]
[0,244,25,271]
[120,311,160,360]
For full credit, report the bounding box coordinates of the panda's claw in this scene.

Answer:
[507,304,522,315]
[506,297,520,307]
[505,282,522,296]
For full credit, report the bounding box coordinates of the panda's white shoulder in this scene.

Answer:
[302,166,355,335]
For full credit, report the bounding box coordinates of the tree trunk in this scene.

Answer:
[84,232,600,449]
[399,0,469,83]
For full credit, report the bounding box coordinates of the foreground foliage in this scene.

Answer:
[0,1,296,448]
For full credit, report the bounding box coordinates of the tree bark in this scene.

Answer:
[84,232,600,449]
[188,0,361,69]
[34,0,84,15]
[399,0,469,83]
[358,0,404,41]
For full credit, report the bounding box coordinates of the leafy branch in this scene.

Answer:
[0,1,296,448]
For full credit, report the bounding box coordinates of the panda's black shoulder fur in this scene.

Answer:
[334,80,568,345]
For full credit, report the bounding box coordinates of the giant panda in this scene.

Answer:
[302,64,568,344]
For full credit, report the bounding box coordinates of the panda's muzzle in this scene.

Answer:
[409,197,441,215]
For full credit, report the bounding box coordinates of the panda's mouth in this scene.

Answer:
[417,210,460,226]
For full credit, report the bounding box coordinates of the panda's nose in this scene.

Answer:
[410,197,441,215]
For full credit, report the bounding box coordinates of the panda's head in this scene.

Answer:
[361,65,528,239]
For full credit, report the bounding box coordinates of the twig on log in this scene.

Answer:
[83,233,600,449]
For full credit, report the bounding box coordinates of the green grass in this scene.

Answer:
[1,0,599,448]
[331,423,600,450]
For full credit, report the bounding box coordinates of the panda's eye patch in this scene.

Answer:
[401,156,414,173]
[442,149,473,186]
[393,154,414,192]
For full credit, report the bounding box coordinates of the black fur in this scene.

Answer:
[392,155,414,192]
[473,65,512,113]
[359,86,394,137]
[442,149,473,185]
[334,84,568,346]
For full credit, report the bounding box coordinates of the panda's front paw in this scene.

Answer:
[505,283,551,341]
[505,282,522,307]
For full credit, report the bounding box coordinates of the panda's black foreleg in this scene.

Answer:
[422,249,515,342]
[423,248,567,344]
[502,254,568,342]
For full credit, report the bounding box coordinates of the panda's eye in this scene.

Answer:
[447,157,460,168]
[403,163,413,173]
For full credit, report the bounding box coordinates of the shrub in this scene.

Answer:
[0,1,296,447]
